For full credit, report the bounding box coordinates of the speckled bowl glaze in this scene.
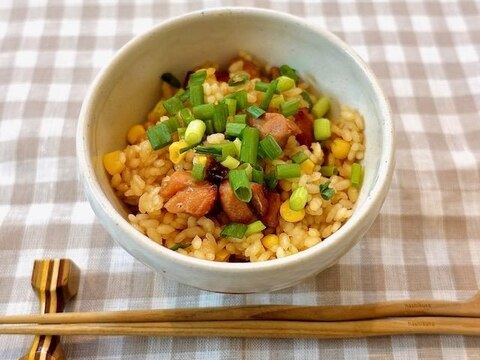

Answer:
[77,7,394,293]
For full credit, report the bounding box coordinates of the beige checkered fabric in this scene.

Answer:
[1,1,479,358]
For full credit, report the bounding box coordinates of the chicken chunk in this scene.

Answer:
[219,180,255,224]
[250,112,301,147]
[164,183,217,216]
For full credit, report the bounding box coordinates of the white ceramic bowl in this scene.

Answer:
[77,7,394,293]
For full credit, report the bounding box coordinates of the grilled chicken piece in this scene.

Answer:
[159,171,200,199]
[250,112,301,147]
[164,183,217,216]
[294,108,315,146]
[250,183,269,217]
[219,180,255,224]
[262,192,282,228]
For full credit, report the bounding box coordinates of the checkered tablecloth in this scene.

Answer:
[1,0,479,358]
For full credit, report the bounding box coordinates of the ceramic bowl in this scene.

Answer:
[77,7,394,293]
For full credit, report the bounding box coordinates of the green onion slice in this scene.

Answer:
[193,103,215,120]
[228,73,249,86]
[146,123,172,150]
[279,64,299,81]
[245,220,266,237]
[291,151,308,164]
[189,84,204,107]
[320,180,335,200]
[225,123,247,138]
[350,163,363,188]
[312,96,330,118]
[239,127,259,164]
[320,165,338,177]
[259,135,283,160]
[221,223,248,239]
[289,186,308,211]
[163,96,185,116]
[185,119,206,145]
[194,146,222,156]
[280,98,300,117]
[260,79,279,110]
[188,70,207,87]
[246,105,265,119]
[276,163,301,179]
[191,163,206,180]
[314,118,331,141]
[229,169,252,202]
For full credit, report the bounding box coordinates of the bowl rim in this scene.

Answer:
[77,6,395,273]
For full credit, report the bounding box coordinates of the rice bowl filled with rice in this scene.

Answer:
[102,52,366,263]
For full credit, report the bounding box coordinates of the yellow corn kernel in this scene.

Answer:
[215,249,230,262]
[331,138,351,160]
[103,150,125,175]
[196,155,208,165]
[300,159,315,175]
[169,141,189,164]
[127,124,145,145]
[262,234,280,251]
[269,94,285,109]
[280,200,306,223]
[147,100,166,122]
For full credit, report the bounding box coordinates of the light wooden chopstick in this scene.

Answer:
[1,292,479,324]
[0,317,479,338]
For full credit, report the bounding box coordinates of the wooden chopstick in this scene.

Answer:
[1,293,479,325]
[0,317,479,338]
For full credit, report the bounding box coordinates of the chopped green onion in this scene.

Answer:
[259,135,283,160]
[179,108,194,126]
[312,96,330,118]
[194,146,222,156]
[234,114,247,124]
[146,123,172,150]
[235,90,248,110]
[300,91,313,109]
[228,73,249,86]
[161,72,181,88]
[260,79,279,110]
[320,165,338,177]
[193,103,215,120]
[229,169,252,202]
[270,94,285,109]
[225,123,247,138]
[245,220,266,237]
[247,105,265,119]
[289,186,308,211]
[162,117,180,133]
[279,64,299,81]
[179,143,196,154]
[252,164,264,184]
[188,70,207,87]
[350,163,363,188]
[189,84,204,107]
[276,76,295,92]
[177,127,186,139]
[204,119,214,134]
[239,127,259,164]
[255,81,270,92]
[163,96,184,116]
[191,163,206,180]
[291,151,308,164]
[237,163,253,181]
[185,119,206,145]
[320,180,335,200]
[280,98,300,117]
[169,243,191,251]
[233,138,242,154]
[213,103,228,133]
[276,163,301,179]
[225,98,237,120]
[265,169,278,189]
[218,142,238,160]
[221,223,248,239]
[221,155,240,170]
[314,118,331,141]
[177,88,190,103]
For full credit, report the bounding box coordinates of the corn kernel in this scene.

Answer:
[300,159,315,175]
[127,124,145,145]
[169,141,189,164]
[103,150,125,175]
[331,138,351,160]
[280,200,306,223]
[262,234,280,251]
[215,249,230,262]
[195,154,208,165]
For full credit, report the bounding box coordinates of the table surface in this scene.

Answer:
[1,0,479,359]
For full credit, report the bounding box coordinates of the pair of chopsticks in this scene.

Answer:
[1,293,479,338]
